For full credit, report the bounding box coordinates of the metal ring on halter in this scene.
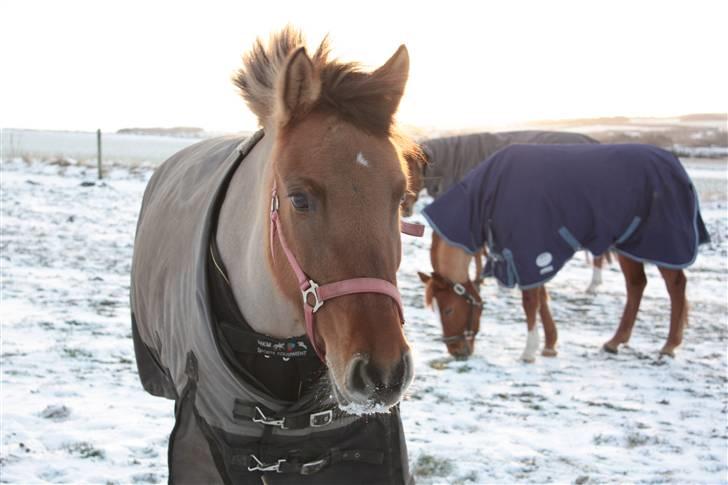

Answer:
[302,280,324,313]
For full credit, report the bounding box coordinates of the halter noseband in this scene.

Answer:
[270,182,424,361]
[431,272,482,345]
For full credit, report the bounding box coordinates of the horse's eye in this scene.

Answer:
[443,307,454,316]
[289,193,309,210]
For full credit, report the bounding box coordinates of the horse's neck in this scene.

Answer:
[432,234,472,283]
[215,135,303,338]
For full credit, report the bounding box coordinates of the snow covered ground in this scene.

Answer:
[1,129,203,166]
[1,155,726,484]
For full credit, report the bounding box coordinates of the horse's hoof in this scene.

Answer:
[659,348,676,358]
[520,355,536,363]
[602,343,619,354]
[542,348,558,357]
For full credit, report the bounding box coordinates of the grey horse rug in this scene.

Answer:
[131,132,411,484]
[421,130,598,197]
[423,143,710,289]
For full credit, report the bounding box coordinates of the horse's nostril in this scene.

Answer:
[345,353,412,405]
[388,354,406,388]
[348,358,369,394]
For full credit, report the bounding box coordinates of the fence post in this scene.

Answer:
[96,129,103,180]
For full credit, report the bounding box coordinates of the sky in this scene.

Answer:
[1,0,727,133]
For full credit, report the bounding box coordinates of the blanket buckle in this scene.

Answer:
[252,406,287,429]
[247,454,286,473]
[309,409,333,427]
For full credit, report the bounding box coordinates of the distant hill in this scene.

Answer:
[678,113,727,122]
[117,127,207,138]
[527,113,726,129]
[524,113,727,158]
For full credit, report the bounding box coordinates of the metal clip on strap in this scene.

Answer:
[252,406,287,429]
[247,455,286,473]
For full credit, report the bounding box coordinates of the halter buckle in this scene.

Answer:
[453,283,466,295]
[302,280,324,313]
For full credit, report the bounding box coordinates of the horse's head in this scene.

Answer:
[418,271,482,359]
[234,28,417,409]
[417,233,482,359]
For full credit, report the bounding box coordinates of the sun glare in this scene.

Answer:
[1,0,726,132]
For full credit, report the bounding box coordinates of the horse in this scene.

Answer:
[418,143,710,362]
[131,27,422,483]
[402,130,611,293]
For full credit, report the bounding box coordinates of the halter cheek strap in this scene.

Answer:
[269,183,424,362]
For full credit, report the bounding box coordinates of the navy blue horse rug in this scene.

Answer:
[423,143,710,289]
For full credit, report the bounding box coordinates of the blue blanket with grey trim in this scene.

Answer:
[423,144,710,289]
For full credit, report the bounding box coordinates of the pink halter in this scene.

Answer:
[269,183,424,361]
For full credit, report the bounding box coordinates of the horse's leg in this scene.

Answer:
[586,254,604,294]
[520,287,541,363]
[538,285,558,357]
[604,255,646,353]
[657,267,688,358]
[474,251,484,284]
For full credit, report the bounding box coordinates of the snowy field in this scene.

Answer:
[1,154,726,484]
[1,129,203,165]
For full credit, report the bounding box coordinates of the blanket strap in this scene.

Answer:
[229,448,384,475]
[233,399,343,430]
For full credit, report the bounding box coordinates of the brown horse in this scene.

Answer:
[224,29,418,406]
[416,143,707,363]
[131,27,422,481]
[420,232,689,362]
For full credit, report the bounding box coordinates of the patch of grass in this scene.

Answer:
[131,473,160,484]
[428,358,451,370]
[413,453,455,477]
[592,433,619,446]
[625,432,653,448]
[63,347,93,359]
[65,441,105,460]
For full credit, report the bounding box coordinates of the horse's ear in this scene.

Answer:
[371,44,409,118]
[275,47,321,126]
[417,271,431,284]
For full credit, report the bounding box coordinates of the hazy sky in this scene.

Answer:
[2,0,726,133]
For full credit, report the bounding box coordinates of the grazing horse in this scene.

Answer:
[418,143,709,362]
[402,130,610,293]
[131,28,422,483]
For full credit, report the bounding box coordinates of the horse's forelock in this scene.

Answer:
[233,27,407,138]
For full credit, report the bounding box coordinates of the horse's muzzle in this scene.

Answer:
[335,351,413,409]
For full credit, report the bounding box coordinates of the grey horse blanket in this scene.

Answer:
[131,132,410,484]
[421,130,598,197]
[423,143,710,289]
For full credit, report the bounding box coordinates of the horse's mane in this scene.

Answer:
[233,26,406,137]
